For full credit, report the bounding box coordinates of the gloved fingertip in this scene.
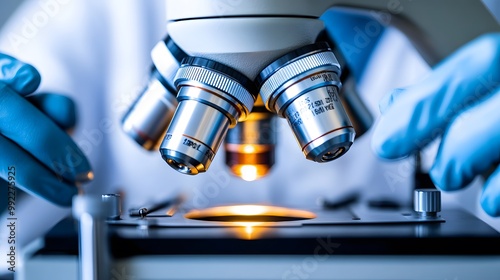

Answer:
[480,170,500,217]
[370,133,390,158]
[49,142,93,184]
[481,191,500,217]
[379,88,405,114]
[371,141,408,160]
[62,161,93,185]
[428,165,451,192]
[481,197,500,217]
[12,63,41,95]
[370,118,406,160]
[76,170,94,183]
[0,55,41,95]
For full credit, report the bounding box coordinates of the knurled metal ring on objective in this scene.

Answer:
[174,57,258,123]
[256,42,341,114]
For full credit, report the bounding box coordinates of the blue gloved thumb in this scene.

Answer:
[0,53,41,95]
[482,167,500,216]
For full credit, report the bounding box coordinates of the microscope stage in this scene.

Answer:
[38,203,500,257]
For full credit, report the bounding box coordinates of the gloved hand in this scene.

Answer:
[0,53,92,206]
[371,33,500,216]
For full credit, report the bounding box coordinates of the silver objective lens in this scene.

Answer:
[121,36,187,150]
[257,42,355,162]
[160,57,258,175]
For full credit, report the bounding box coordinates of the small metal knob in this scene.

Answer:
[414,189,441,217]
[102,194,122,220]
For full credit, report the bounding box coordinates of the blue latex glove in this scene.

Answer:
[322,8,385,80]
[371,33,500,216]
[0,53,92,206]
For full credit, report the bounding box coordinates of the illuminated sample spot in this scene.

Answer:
[185,204,316,222]
[185,205,316,239]
[240,165,258,181]
[230,205,267,216]
[242,144,256,153]
[230,164,271,181]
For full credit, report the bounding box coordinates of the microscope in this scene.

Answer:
[117,0,500,222]
[121,1,364,181]
[122,0,499,184]
[30,2,500,279]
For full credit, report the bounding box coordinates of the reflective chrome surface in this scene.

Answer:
[72,195,111,280]
[161,99,230,175]
[101,193,122,220]
[122,77,177,150]
[160,57,257,175]
[121,36,185,150]
[283,85,354,162]
[257,43,355,162]
[414,189,441,217]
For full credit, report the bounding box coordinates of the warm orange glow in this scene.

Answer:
[231,222,266,240]
[240,222,271,239]
[224,143,274,180]
[245,225,253,236]
[240,223,255,239]
[185,205,316,239]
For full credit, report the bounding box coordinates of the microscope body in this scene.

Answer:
[165,0,499,71]
[123,0,499,178]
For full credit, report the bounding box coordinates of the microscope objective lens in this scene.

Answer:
[256,42,355,163]
[160,57,258,175]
